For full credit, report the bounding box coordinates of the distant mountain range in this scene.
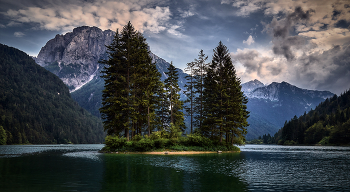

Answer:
[34,26,335,140]
[242,80,334,139]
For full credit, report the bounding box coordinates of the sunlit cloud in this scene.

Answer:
[243,35,255,45]
[2,0,179,35]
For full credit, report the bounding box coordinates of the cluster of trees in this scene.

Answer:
[0,43,105,144]
[247,133,275,144]
[100,22,249,147]
[255,89,350,145]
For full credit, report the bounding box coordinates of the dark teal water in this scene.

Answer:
[0,144,349,192]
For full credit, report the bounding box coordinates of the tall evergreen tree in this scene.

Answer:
[184,61,195,133]
[193,50,208,130]
[202,41,249,143]
[164,62,185,131]
[100,22,162,140]
[184,50,208,133]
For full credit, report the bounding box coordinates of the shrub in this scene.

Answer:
[278,139,284,145]
[318,136,330,145]
[132,134,143,142]
[186,133,213,147]
[284,140,297,145]
[133,138,154,152]
[105,136,127,149]
[153,138,169,149]
[150,131,162,140]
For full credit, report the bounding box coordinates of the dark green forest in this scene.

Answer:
[251,89,350,145]
[0,43,105,144]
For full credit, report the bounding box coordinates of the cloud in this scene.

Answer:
[179,5,196,18]
[14,31,25,37]
[2,0,177,35]
[228,0,350,94]
[243,35,255,45]
[263,6,313,61]
[0,24,5,28]
[232,48,285,82]
[222,0,263,16]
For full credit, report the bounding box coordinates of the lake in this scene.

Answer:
[0,144,349,191]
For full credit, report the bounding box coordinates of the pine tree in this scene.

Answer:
[164,62,185,131]
[202,41,249,143]
[184,61,195,133]
[184,50,208,133]
[193,50,208,131]
[100,22,162,140]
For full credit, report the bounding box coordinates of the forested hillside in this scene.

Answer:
[273,89,350,145]
[0,44,105,144]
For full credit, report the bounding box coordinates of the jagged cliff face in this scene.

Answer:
[35,26,114,91]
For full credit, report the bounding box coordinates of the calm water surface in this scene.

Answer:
[0,144,349,192]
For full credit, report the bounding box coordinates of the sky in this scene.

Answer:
[0,0,349,95]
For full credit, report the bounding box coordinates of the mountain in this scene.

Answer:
[274,89,350,145]
[35,26,188,118]
[241,79,265,94]
[242,80,335,140]
[35,26,334,140]
[0,43,105,144]
[35,26,114,92]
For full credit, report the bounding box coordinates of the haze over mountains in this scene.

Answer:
[34,26,334,140]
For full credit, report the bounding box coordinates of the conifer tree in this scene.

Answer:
[100,22,162,140]
[184,61,195,133]
[202,41,249,143]
[164,62,185,131]
[184,50,208,133]
[193,50,208,130]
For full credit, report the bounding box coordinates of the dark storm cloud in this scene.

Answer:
[264,6,313,61]
[335,19,350,29]
[332,10,341,20]
[294,45,350,94]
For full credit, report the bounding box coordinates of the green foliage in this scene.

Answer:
[319,136,330,145]
[0,126,7,145]
[103,131,240,152]
[133,138,154,151]
[202,41,249,144]
[0,44,105,144]
[284,140,297,145]
[164,62,185,132]
[105,135,127,149]
[304,122,329,144]
[274,89,350,145]
[186,133,213,147]
[100,21,162,139]
[329,119,350,145]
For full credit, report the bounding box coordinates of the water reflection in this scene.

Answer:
[101,153,248,192]
[1,144,349,191]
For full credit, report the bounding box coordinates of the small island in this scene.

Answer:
[100,129,240,153]
[99,22,249,153]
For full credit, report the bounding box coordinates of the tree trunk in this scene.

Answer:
[148,106,150,136]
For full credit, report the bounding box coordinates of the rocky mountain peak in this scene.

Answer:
[35,26,114,92]
[242,79,265,94]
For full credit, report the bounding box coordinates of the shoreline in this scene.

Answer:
[99,150,240,155]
